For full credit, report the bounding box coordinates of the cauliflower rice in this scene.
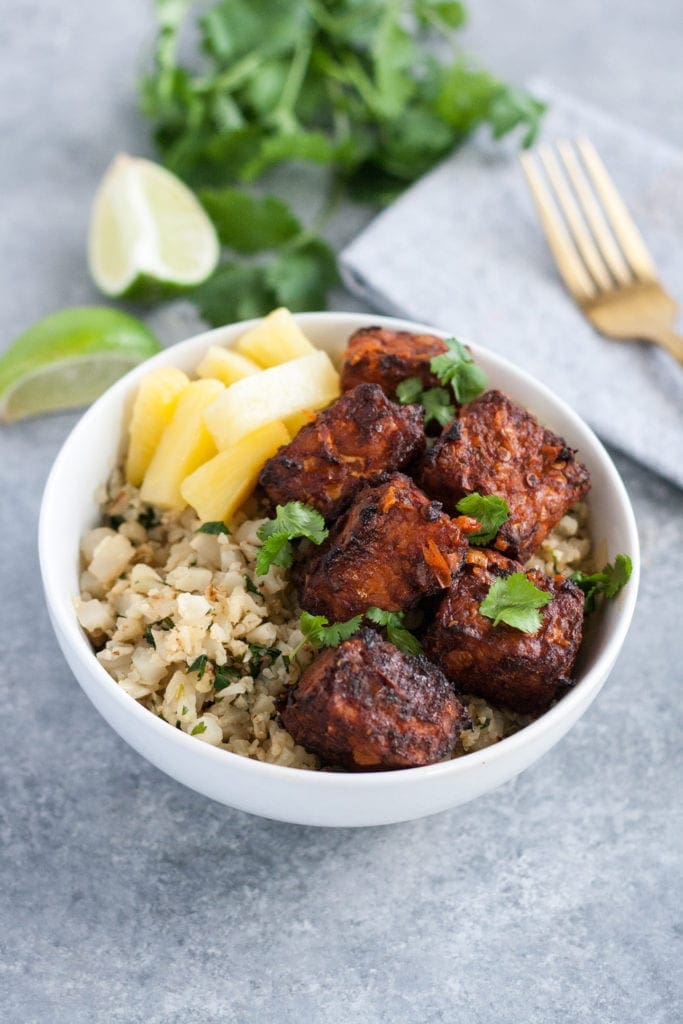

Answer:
[76,470,592,770]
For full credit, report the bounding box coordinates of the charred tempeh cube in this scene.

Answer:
[423,548,585,715]
[258,383,425,520]
[280,628,470,770]
[297,472,476,621]
[419,390,591,562]
[341,326,448,398]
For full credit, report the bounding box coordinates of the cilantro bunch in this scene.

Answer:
[140,0,545,321]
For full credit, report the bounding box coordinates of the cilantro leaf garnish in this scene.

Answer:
[430,338,487,404]
[396,377,455,427]
[244,575,260,596]
[456,492,510,545]
[144,617,174,647]
[189,654,208,680]
[420,387,456,427]
[191,722,207,736]
[298,611,364,652]
[479,573,552,633]
[365,607,423,656]
[213,664,241,691]
[256,501,328,575]
[396,377,424,405]
[571,554,632,614]
[196,521,230,535]
[247,643,281,676]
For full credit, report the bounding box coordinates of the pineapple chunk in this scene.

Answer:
[140,379,224,509]
[196,346,260,386]
[125,366,189,486]
[204,350,340,450]
[180,421,290,523]
[235,308,315,368]
[283,409,316,436]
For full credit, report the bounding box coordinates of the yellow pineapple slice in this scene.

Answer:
[125,366,189,486]
[283,409,316,436]
[196,346,260,386]
[180,421,290,523]
[140,378,224,509]
[204,350,339,450]
[235,308,315,368]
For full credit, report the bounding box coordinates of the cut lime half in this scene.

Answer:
[0,306,160,422]
[88,154,220,298]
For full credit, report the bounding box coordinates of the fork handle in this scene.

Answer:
[647,328,683,366]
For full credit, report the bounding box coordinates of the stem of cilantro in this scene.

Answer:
[271,34,313,133]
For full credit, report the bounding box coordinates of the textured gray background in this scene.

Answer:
[1,2,682,1022]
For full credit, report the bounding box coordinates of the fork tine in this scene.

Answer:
[520,152,597,303]
[576,137,658,282]
[537,143,612,290]
[556,140,632,287]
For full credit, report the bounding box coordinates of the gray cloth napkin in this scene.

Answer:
[340,82,683,488]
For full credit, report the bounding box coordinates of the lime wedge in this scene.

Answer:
[88,154,220,298]
[0,306,161,422]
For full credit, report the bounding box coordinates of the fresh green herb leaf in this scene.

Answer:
[247,643,281,675]
[416,0,467,31]
[264,238,339,312]
[257,533,294,573]
[189,654,208,679]
[144,616,174,647]
[181,705,189,716]
[421,387,456,427]
[298,610,364,651]
[365,607,423,656]
[199,188,300,253]
[191,722,207,736]
[196,520,230,535]
[479,573,552,633]
[396,377,424,405]
[571,554,633,614]
[430,338,487,404]
[256,501,328,575]
[193,262,277,327]
[244,575,260,595]
[456,492,510,545]
[396,378,455,427]
[213,663,241,691]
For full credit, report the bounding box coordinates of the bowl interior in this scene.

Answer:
[39,312,639,792]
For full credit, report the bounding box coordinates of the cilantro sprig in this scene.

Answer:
[365,607,423,656]
[296,611,364,654]
[256,501,328,575]
[396,377,455,427]
[140,3,545,322]
[293,606,422,658]
[456,492,510,545]
[196,521,230,535]
[430,338,487,404]
[571,555,632,614]
[479,573,552,633]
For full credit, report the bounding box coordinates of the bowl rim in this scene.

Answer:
[39,310,640,789]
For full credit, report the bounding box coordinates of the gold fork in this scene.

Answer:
[520,137,683,366]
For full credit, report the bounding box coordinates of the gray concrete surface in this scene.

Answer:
[1,2,681,1022]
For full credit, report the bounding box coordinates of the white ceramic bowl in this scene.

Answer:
[39,313,639,827]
